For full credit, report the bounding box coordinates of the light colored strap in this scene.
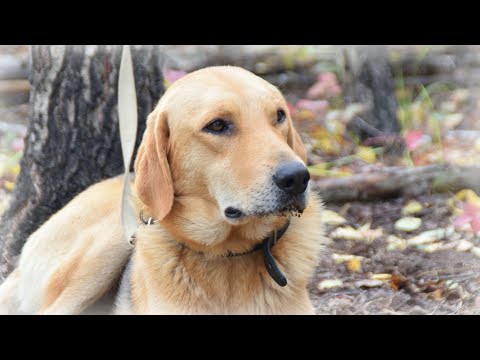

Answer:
[118,45,139,244]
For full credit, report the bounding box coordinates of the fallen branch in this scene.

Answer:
[314,164,480,203]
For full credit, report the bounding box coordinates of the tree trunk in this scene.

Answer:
[0,45,165,280]
[343,46,401,146]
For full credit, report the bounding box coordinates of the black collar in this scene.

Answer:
[138,211,291,287]
[225,219,290,287]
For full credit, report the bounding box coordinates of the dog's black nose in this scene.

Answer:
[273,162,310,195]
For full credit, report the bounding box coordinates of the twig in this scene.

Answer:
[429,300,446,315]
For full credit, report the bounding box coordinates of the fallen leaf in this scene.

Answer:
[407,229,446,246]
[294,109,315,122]
[390,272,409,291]
[320,209,347,226]
[330,226,363,240]
[10,164,20,177]
[453,198,480,233]
[346,257,362,273]
[356,146,376,163]
[394,217,422,232]
[296,99,329,114]
[330,224,382,242]
[430,288,443,300]
[10,138,24,152]
[358,223,383,242]
[471,247,480,258]
[355,279,384,288]
[419,242,444,253]
[386,235,407,251]
[286,102,297,118]
[163,70,187,87]
[456,239,474,252]
[404,131,429,152]
[4,181,14,192]
[454,189,480,208]
[306,72,341,100]
[371,273,392,281]
[402,200,423,216]
[331,253,364,264]
[317,279,343,291]
[442,113,463,131]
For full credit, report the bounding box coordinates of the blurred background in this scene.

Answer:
[2,45,480,314]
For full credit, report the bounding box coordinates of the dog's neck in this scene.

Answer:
[126,193,324,314]
[136,195,292,256]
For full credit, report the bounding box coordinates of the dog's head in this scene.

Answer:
[134,66,309,238]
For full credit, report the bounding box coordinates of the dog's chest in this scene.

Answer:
[126,252,310,315]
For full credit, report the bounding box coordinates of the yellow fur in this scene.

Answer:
[0,66,326,315]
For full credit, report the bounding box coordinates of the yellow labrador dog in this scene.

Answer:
[0,66,325,315]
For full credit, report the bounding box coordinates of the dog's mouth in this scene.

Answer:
[224,196,307,221]
[224,207,244,219]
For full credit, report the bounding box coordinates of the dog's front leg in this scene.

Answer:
[0,269,22,315]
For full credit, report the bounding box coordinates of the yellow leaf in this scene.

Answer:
[430,288,443,300]
[308,165,352,178]
[358,222,383,242]
[355,146,376,163]
[330,226,363,241]
[394,217,422,232]
[295,109,315,121]
[320,209,347,226]
[317,279,343,291]
[454,189,480,207]
[346,257,362,273]
[4,181,14,192]
[371,274,392,281]
[10,164,20,177]
[332,253,364,263]
[315,137,336,154]
[402,200,423,216]
[307,164,328,177]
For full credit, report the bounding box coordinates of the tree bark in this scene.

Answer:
[342,46,401,145]
[0,45,165,280]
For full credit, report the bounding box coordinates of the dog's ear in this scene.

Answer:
[134,110,174,221]
[287,122,307,164]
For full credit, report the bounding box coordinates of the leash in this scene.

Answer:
[118,45,139,245]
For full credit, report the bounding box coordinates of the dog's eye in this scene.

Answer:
[204,119,229,134]
[277,109,286,124]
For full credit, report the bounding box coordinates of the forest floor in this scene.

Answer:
[2,45,480,314]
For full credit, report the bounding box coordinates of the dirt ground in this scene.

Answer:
[310,194,480,315]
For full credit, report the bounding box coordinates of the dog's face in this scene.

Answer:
[135,66,309,233]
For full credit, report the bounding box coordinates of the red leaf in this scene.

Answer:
[163,70,187,85]
[454,214,473,228]
[463,202,480,217]
[296,99,329,114]
[306,72,342,100]
[471,216,480,233]
[287,102,297,117]
[404,131,424,151]
[11,138,24,152]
